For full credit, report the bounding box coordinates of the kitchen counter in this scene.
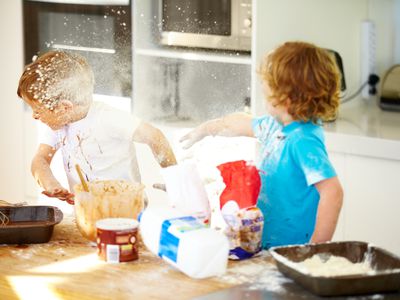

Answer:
[328,98,400,141]
[0,212,237,300]
[0,207,280,300]
[1,206,400,300]
[324,98,400,160]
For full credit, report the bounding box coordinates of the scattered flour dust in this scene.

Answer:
[217,251,292,294]
[294,254,375,277]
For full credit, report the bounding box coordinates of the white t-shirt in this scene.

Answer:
[38,101,142,191]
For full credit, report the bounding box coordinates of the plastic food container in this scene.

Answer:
[74,180,144,242]
[270,241,400,297]
[140,204,229,279]
[0,206,63,244]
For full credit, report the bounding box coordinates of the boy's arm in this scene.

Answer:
[133,122,177,168]
[311,176,343,243]
[31,144,74,204]
[180,112,254,149]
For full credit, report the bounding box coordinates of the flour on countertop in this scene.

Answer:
[217,251,292,294]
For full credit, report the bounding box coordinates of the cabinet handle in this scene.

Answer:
[52,44,116,54]
[26,0,129,5]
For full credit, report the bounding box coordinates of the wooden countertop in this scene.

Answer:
[0,213,274,300]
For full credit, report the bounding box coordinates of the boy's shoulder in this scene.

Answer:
[90,101,136,120]
[287,121,326,149]
[88,101,141,135]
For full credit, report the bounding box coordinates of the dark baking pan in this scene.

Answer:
[0,206,63,244]
[270,241,400,297]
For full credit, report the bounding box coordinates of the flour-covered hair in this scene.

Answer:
[17,50,94,110]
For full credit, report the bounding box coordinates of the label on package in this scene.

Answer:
[224,206,264,260]
[106,244,120,264]
[158,216,207,263]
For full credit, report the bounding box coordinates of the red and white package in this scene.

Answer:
[217,160,264,260]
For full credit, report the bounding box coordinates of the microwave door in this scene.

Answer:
[162,0,231,35]
[160,0,251,52]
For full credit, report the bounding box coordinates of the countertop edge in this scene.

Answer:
[325,131,400,161]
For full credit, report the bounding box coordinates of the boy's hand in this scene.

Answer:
[180,114,254,149]
[180,127,206,149]
[42,186,75,205]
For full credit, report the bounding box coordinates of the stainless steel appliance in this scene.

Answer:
[23,0,132,98]
[160,0,252,52]
[380,65,400,111]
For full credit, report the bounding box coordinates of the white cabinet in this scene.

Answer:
[0,0,28,203]
[329,150,400,256]
[344,155,400,255]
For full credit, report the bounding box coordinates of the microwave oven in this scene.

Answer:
[160,0,252,52]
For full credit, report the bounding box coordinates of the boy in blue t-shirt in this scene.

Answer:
[180,41,343,248]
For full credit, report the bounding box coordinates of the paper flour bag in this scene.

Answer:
[217,160,264,260]
[160,162,211,223]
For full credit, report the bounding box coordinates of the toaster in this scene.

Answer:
[379,64,400,111]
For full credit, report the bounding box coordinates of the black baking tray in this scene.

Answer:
[270,241,400,297]
[0,206,63,244]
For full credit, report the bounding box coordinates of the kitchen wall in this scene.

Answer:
[395,0,400,63]
[0,0,25,203]
[252,0,399,114]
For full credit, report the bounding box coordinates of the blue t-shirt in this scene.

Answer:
[252,115,336,249]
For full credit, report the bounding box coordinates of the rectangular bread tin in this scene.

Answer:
[0,206,63,244]
[270,241,400,297]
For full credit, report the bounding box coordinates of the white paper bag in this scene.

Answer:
[160,163,211,221]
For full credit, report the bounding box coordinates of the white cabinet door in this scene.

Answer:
[327,150,400,256]
[344,155,400,255]
[0,0,25,203]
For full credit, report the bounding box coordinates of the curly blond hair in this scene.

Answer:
[17,50,94,111]
[259,41,340,123]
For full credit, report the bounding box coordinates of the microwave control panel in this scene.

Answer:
[239,0,252,37]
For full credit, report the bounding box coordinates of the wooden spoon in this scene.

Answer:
[75,164,89,192]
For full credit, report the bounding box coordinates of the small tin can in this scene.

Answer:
[96,218,139,263]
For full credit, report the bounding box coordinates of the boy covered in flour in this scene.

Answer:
[180,42,343,248]
[17,51,177,204]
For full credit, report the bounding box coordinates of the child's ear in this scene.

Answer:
[59,100,74,111]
